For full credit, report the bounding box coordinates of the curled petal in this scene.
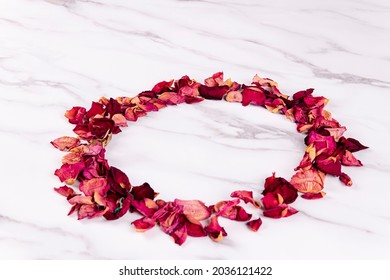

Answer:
[51,136,80,151]
[54,186,76,198]
[68,195,94,205]
[204,216,227,242]
[185,219,207,237]
[343,137,369,153]
[65,106,86,124]
[290,169,325,193]
[131,182,156,201]
[301,192,326,200]
[158,92,185,105]
[132,217,156,232]
[152,80,174,94]
[263,204,298,219]
[77,204,108,220]
[107,166,131,195]
[263,173,298,204]
[261,192,283,210]
[230,190,260,208]
[170,225,188,246]
[342,150,363,166]
[247,218,263,232]
[339,172,353,187]
[131,198,158,217]
[54,162,85,185]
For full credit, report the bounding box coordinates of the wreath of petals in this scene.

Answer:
[51,72,368,245]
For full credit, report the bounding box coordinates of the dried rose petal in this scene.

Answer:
[86,102,105,119]
[68,195,94,205]
[111,114,128,127]
[198,85,229,100]
[262,173,298,204]
[185,218,207,237]
[301,192,326,200]
[315,154,342,176]
[225,91,243,102]
[131,182,156,201]
[51,136,80,151]
[79,177,109,196]
[241,87,266,106]
[230,190,260,208]
[324,127,347,141]
[246,218,262,232]
[107,166,131,195]
[174,199,211,221]
[77,204,108,220]
[205,72,224,87]
[342,150,363,166]
[54,162,85,185]
[152,80,174,94]
[261,192,283,210]
[131,198,158,217]
[132,217,156,232]
[290,169,325,193]
[306,131,337,156]
[263,204,298,219]
[339,172,353,186]
[204,216,227,242]
[158,92,185,105]
[170,225,188,246]
[54,186,76,198]
[65,106,86,124]
[343,137,369,152]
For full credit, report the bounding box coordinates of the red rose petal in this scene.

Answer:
[198,85,229,100]
[54,186,76,198]
[301,191,326,200]
[263,173,298,204]
[65,106,86,124]
[263,204,298,219]
[339,172,353,186]
[315,155,342,176]
[131,182,156,201]
[132,217,156,232]
[230,190,260,208]
[241,87,266,106]
[54,162,85,185]
[246,218,263,232]
[204,216,227,242]
[343,137,369,153]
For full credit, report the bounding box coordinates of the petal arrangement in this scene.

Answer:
[52,73,368,245]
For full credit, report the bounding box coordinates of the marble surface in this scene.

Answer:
[0,0,389,260]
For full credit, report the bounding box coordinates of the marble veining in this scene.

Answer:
[0,0,389,259]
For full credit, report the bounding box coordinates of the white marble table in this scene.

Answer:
[1,0,389,259]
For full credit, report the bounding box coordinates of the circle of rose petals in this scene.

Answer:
[51,72,368,245]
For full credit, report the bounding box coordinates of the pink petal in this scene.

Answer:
[54,162,85,185]
[132,217,156,232]
[79,178,109,196]
[230,190,260,208]
[51,136,80,151]
[174,199,211,221]
[247,218,263,232]
[301,192,326,200]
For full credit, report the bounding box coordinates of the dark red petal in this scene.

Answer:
[247,218,262,232]
[132,217,156,232]
[241,87,266,106]
[107,166,131,195]
[65,106,86,124]
[131,182,156,201]
[204,216,227,242]
[51,136,80,151]
[54,162,85,185]
[230,190,260,208]
[88,117,115,139]
[343,138,369,152]
[104,195,132,220]
[263,204,298,219]
[86,102,105,119]
[262,173,298,204]
[292,88,314,101]
[131,198,158,217]
[235,206,252,221]
[301,192,326,200]
[261,192,283,210]
[198,85,229,100]
[185,219,207,237]
[315,155,342,176]
[79,178,109,196]
[339,172,353,186]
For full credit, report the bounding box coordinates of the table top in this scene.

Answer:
[1,0,389,259]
